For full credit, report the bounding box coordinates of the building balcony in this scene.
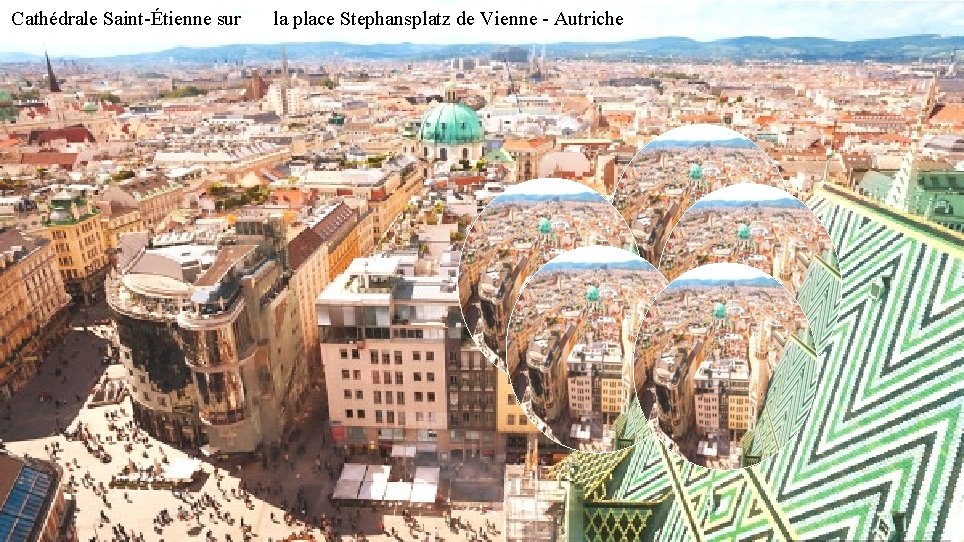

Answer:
[199,407,248,427]
[178,298,246,330]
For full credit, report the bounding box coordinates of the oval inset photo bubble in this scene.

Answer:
[612,124,786,264]
[634,263,812,470]
[459,178,637,373]
[506,245,667,453]
[659,183,836,296]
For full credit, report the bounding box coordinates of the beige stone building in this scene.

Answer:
[99,177,185,232]
[317,255,462,459]
[43,191,109,305]
[0,229,70,398]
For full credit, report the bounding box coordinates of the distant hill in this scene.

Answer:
[4,34,962,64]
[645,138,759,150]
[541,258,655,273]
[690,197,805,210]
[490,191,606,205]
[666,276,782,289]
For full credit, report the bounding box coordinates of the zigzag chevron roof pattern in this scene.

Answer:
[557,185,964,541]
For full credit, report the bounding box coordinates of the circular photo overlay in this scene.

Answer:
[612,124,784,264]
[507,246,667,453]
[459,178,637,372]
[659,183,836,295]
[634,263,812,470]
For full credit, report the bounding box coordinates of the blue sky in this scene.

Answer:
[4,1,962,57]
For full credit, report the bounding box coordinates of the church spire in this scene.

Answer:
[45,51,61,93]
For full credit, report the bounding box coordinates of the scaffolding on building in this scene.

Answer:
[503,435,567,541]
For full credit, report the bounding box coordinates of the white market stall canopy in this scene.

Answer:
[332,479,362,500]
[162,458,201,482]
[410,482,438,503]
[410,467,440,503]
[358,480,387,500]
[384,481,413,502]
[365,465,391,482]
[340,463,368,481]
[413,467,440,485]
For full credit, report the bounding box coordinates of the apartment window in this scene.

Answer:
[449,375,458,386]
[343,390,351,399]
[375,411,383,423]
[386,391,393,405]
[353,370,361,380]
[507,394,515,405]
[397,392,405,405]
[357,410,365,419]
[416,412,424,422]
[341,370,350,380]
[386,411,395,424]
[355,390,363,400]
[507,415,514,425]
[340,349,348,359]
[427,372,435,382]
[370,351,379,364]
[413,351,421,361]
[351,349,359,359]
[372,371,380,385]
[428,413,437,423]
[384,371,392,385]
[426,351,434,361]
[427,392,436,402]
[394,351,402,364]
[346,410,354,419]
[398,412,405,426]
[395,372,403,385]
[448,351,457,363]
[382,353,390,365]
[415,392,424,402]
[414,372,422,382]
[374,391,382,404]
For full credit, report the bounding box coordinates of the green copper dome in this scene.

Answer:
[737,223,751,240]
[689,163,703,180]
[538,217,552,234]
[713,302,727,319]
[82,102,98,112]
[586,285,600,302]
[418,102,484,145]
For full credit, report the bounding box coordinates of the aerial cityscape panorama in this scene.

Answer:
[0,8,963,539]
[612,124,786,263]
[458,178,635,372]
[505,245,665,453]
[658,182,835,294]
[633,264,810,469]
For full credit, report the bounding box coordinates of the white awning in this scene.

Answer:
[390,444,417,458]
[384,481,413,502]
[162,458,201,482]
[358,480,388,501]
[410,482,438,503]
[364,465,391,482]
[413,467,440,485]
[339,463,368,481]
[332,478,362,500]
